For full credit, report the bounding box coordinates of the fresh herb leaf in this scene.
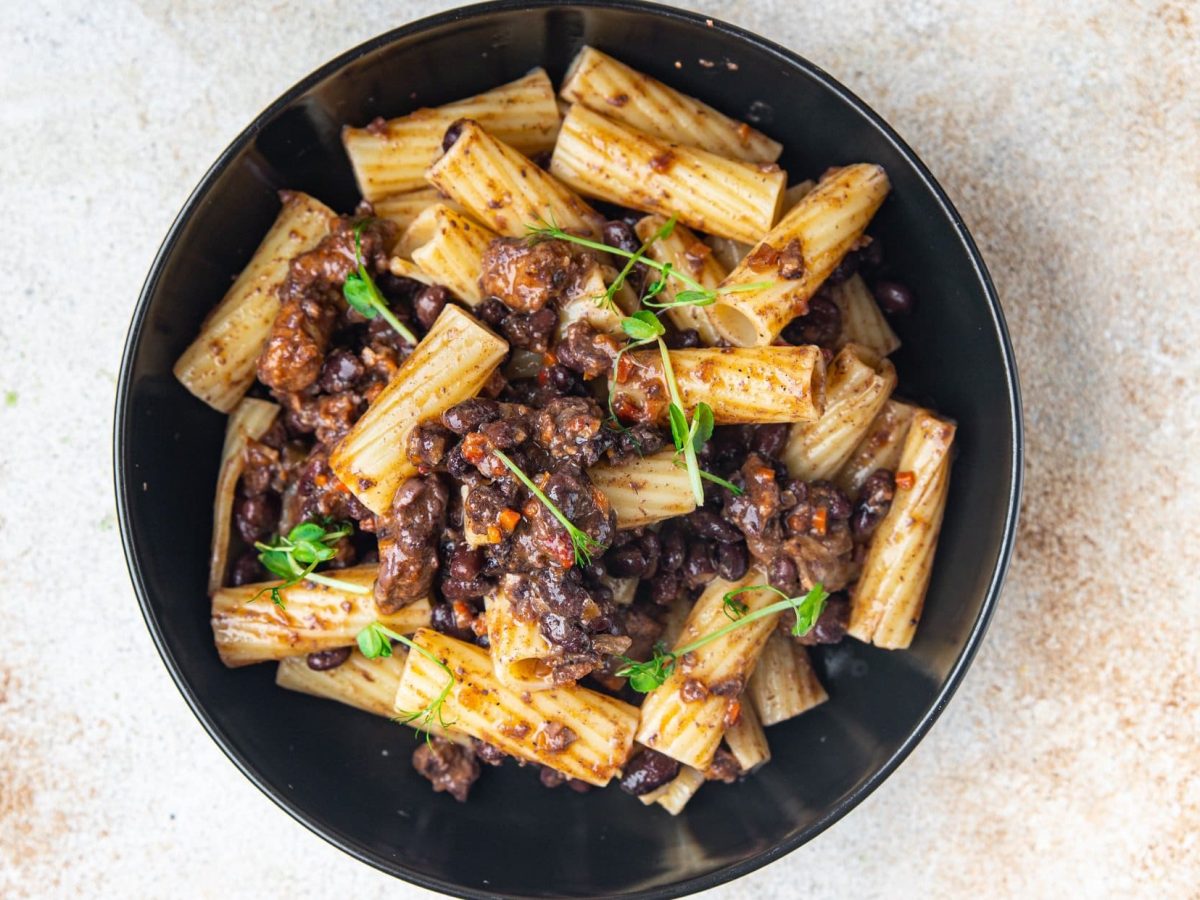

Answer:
[617,583,830,693]
[690,403,714,454]
[342,221,418,345]
[358,623,457,743]
[492,449,605,567]
[667,402,689,451]
[621,310,665,342]
[249,519,368,609]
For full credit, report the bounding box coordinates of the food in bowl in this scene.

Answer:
[177,46,955,810]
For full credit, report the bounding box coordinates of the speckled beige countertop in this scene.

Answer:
[2,0,1197,897]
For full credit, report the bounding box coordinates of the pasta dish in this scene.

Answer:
[175,47,955,809]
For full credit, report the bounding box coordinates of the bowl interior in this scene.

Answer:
[116,3,1019,897]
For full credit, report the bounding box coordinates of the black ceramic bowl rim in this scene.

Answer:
[114,1,1023,896]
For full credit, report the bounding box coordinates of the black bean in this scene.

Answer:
[318,350,364,394]
[306,647,352,670]
[797,594,850,645]
[501,307,558,351]
[660,528,685,571]
[873,280,914,315]
[602,220,641,256]
[716,541,748,581]
[605,544,649,578]
[619,749,681,796]
[664,327,701,349]
[826,250,860,285]
[750,423,791,459]
[476,297,510,327]
[542,364,583,397]
[431,602,474,640]
[413,285,449,330]
[448,546,484,581]
[234,492,280,544]
[442,399,501,434]
[442,119,465,152]
[648,570,681,605]
[441,577,490,600]
[781,295,841,348]
[539,613,590,654]
[851,469,895,541]
[859,237,883,270]
[768,555,799,594]
[229,551,265,586]
[687,508,742,543]
[683,540,718,586]
[639,532,661,579]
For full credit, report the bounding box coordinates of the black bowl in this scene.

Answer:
[114,2,1022,896]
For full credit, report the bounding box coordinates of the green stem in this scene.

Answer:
[658,339,704,506]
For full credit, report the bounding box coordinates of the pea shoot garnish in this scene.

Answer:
[526,219,772,308]
[252,519,369,609]
[492,449,605,567]
[357,623,456,741]
[617,583,830,693]
[342,221,418,345]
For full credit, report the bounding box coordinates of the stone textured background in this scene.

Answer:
[2,1,1197,897]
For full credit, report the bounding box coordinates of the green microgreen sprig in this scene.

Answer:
[343,221,418,345]
[357,622,456,743]
[492,449,605,567]
[617,583,830,693]
[251,519,369,609]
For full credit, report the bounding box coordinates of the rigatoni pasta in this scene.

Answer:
[485,575,558,691]
[211,566,431,667]
[747,633,828,726]
[835,399,919,497]
[372,188,466,233]
[610,346,826,425]
[550,104,786,243]
[831,273,901,358]
[174,191,333,412]
[783,344,897,481]
[399,203,498,305]
[560,46,782,163]
[343,69,561,200]
[710,164,891,346]
[723,702,771,773]
[329,304,508,515]
[394,629,639,786]
[427,119,603,238]
[588,449,697,529]
[848,411,956,649]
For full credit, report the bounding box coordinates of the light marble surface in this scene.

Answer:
[2,1,1197,897]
